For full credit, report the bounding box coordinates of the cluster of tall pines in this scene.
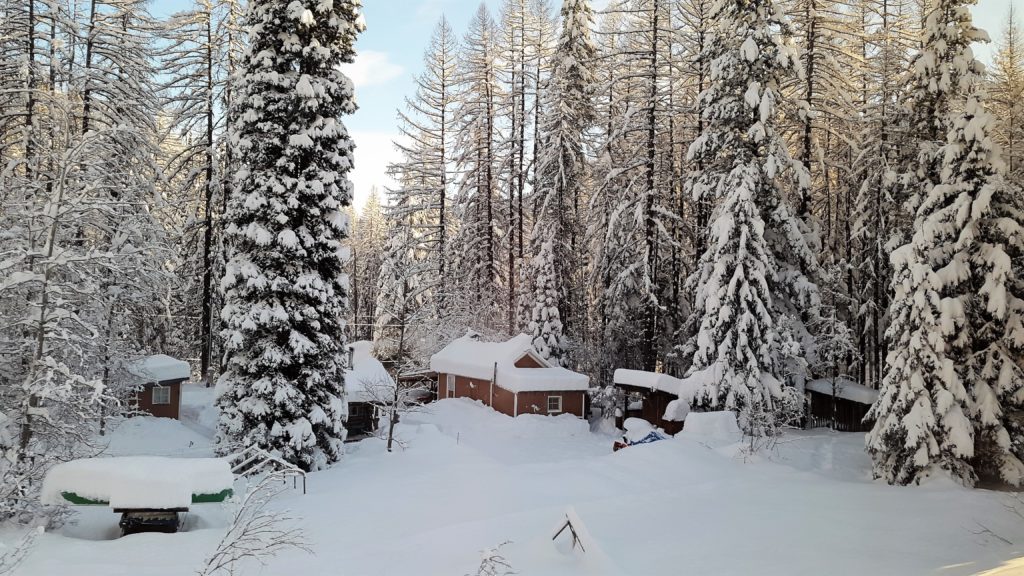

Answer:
[368,0,1024,486]
[0,0,363,516]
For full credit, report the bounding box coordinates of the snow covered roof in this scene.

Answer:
[430,334,589,392]
[805,378,879,405]
[614,369,704,403]
[498,366,590,393]
[41,456,233,509]
[431,333,542,379]
[345,341,395,403]
[127,354,191,383]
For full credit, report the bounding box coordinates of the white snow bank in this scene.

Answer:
[127,354,191,383]
[180,384,219,438]
[344,340,394,402]
[431,333,589,392]
[42,457,233,509]
[103,417,214,457]
[663,399,690,422]
[678,411,742,446]
[805,378,878,405]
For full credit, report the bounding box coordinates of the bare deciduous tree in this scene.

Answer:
[196,472,311,576]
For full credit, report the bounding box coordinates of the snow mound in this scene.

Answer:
[103,416,214,457]
[180,383,219,436]
[678,411,742,446]
[42,456,233,509]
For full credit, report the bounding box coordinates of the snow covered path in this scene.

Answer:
[12,398,1024,575]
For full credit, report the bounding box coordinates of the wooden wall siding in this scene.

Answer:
[135,380,182,419]
[514,391,585,418]
[346,402,378,436]
[438,372,585,418]
[513,354,544,369]
[806,391,873,432]
[492,384,516,416]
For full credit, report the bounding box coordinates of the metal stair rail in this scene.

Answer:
[225,445,307,495]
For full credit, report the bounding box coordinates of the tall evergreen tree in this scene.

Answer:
[389,18,459,321]
[849,0,915,389]
[525,0,595,365]
[868,0,1024,486]
[217,0,363,471]
[451,5,501,317]
[679,0,819,434]
[990,8,1024,183]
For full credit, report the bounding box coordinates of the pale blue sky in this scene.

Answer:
[154,0,1014,210]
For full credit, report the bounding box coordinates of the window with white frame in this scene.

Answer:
[547,395,562,414]
[446,374,455,398]
[152,385,171,405]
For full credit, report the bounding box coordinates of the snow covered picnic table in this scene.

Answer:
[41,456,234,510]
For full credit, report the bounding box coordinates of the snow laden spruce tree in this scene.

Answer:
[680,0,820,435]
[525,0,595,367]
[867,0,1024,486]
[217,0,363,471]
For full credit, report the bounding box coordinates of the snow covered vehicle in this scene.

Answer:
[612,417,669,451]
[42,456,234,536]
[119,510,182,535]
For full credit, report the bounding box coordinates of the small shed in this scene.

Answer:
[804,378,878,432]
[430,333,590,418]
[344,341,395,436]
[127,354,190,420]
[613,369,701,435]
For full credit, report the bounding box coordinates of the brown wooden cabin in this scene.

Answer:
[611,369,696,435]
[430,334,590,418]
[614,384,685,435]
[804,378,878,432]
[127,355,190,420]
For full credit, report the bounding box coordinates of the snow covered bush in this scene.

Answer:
[468,541,514,576]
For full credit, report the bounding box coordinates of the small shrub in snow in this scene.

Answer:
[197,472,310,576]
[467,541,514,576]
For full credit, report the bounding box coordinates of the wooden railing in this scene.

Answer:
[224,446,307,495]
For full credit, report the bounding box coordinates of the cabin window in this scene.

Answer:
[446,374,455,398]
[152,385,171,405]
[547,395,562,414]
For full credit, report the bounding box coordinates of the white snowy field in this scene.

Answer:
[6,389,1024,576]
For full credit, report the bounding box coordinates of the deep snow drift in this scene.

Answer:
[8,397,1024,575]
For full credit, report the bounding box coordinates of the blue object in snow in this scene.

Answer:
[630,431,667,446]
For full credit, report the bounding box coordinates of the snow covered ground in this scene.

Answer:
[8,396,1024,575]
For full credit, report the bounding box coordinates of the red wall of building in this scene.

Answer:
[438,372,585,418]
[135,381,182,419]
